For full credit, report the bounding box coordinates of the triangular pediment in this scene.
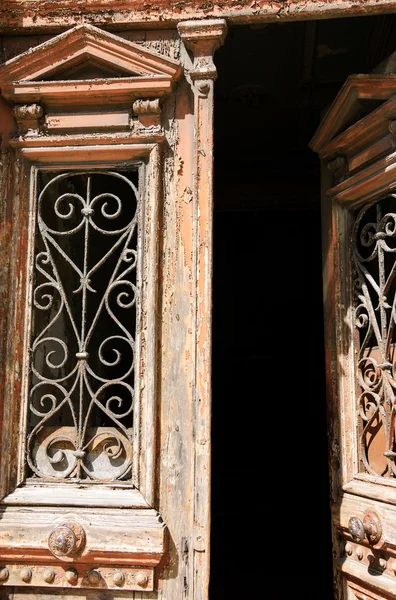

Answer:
[45,57,135,81]
[310,74,396,155]
[0,24,181,84]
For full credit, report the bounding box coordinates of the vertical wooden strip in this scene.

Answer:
[0,148,12,496]
[1,150,29,498]
[178,19,227,600]
[154,79,196,599]
[141,144,161,506]
[192,78,214,600]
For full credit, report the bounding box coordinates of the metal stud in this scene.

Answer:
[65,568,78,584]
[356,547,363,560]
[135,572,149,587]
[113,570,125,586]
[88,569,101,585]
[20,567,32,582]
[345,543,353,556]
[43,567,55,583]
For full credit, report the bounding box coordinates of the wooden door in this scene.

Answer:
[0,19,227,600]
[311,74,396,600]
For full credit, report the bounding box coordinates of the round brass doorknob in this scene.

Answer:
[48,521,86,558]
[348,516,365,542]
[348,512,382,545]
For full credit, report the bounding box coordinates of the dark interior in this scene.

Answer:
[210,14,396,599]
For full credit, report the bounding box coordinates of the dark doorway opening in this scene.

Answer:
[210,14,396,599]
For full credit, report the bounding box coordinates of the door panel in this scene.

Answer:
[0,24,180,597]
[0,18,228,599]
[311,74,396,599]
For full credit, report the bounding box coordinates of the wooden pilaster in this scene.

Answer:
[177,18,227,600]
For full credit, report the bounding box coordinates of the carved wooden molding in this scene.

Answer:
[43,111,133,134]
[327,154,348,184]
[342,559,396,600]
[178,19,227,96]
[310,75,396,155]
[310,76,396,189]
[0,24,182,83]
[3,79,174,109]
[133,98,162,128]
[13,103,43,135]
[0,24,182,116]
[8,131,166,150]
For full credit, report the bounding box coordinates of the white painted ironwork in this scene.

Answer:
[27,171,138,482]
[353,196,396,477]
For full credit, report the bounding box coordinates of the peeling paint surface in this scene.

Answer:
[0,0,396,31]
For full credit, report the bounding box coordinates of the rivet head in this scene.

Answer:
[0,568,9,582]
[379,558,387,570]
[135,572,148,587]
[43,567,55,583]
[88,569,101,585]
[65,568,78,584]
[20,567,32,582]
[113,570,125,586]
[356,547,363,560]
[345,543,353,556]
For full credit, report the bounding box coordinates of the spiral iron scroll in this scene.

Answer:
[27,171,138,482]
[353,196,396,477]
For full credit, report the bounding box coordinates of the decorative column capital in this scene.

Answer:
[177,19,227,88]
[13,103,43,135]
[132,98,162,130]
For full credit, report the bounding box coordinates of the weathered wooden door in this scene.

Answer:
[0,19,227,600]
[311,73,396,600]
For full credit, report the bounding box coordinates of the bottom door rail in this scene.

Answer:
[0,564,153,591]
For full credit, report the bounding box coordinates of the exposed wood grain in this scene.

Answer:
[152,74,196,600]
[177,19,227,600]
[0,0,396,32]
[2,486,149,508]
[340,558,396,599]
[2,79,175,107]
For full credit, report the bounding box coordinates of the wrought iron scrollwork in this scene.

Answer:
[27,171,138,482]
[353,196,396,477]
